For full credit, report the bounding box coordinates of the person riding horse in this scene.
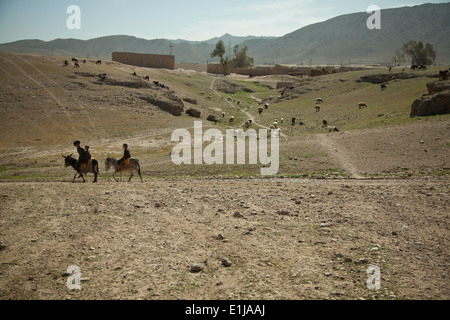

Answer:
[117,144,131,169]
[74,141,89,174]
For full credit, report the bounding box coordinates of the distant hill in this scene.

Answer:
[0,3,449,65]
[244,3,450,65]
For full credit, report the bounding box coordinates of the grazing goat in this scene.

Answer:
[96,60,102,65]
[63,60,69,67]
[72,58,78,62]
[74,62,80,68]
[291,118,296,126]
[315,105,321,112]
[316,98,324,104]
[229,116,235,123]
[411,65,419,70]
[258,107,264,115]
[265,103,269,109]
[222,112,226,118]
[144,76,150,81]
[381,84,387,90]
[358,102,368,109]
[328,126,339,133]
[322,120,328,126]
[153,81,159,86]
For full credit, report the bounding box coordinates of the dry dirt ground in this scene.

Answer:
[0,53,449,301]
[0,178,448,300]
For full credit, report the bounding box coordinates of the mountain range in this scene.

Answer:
[0,3,449,65]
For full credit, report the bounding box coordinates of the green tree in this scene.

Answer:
[391,49,406,66]
[401,40,436,66]
[210,40,229,76]
[231,45,254,68]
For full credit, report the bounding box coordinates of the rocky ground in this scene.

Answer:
[0,178,448,300]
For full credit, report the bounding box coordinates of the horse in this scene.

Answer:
[63,154,99,183]
[105,158,143,183]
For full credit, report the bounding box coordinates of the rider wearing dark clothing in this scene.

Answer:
[74,141,88,173]
[117,144,131,168]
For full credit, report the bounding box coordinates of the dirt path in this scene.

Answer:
[315,134,363,179]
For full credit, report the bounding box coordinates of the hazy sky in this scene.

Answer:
[0,0,448,43]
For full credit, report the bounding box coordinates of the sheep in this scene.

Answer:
[280,118,284,124]
[264,103,269,109]
[358,102,368,109]
[328,126,339,133]
[258,107,264,115]
[153,81,159,86]
[316,98,324,104]
[315,105,321,112]
[200,91,205,96]
[229,116,235,123]
[222,112,226,118]
[96,60,102,65]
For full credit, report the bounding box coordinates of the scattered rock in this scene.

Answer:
[186,108,201,118]
[233,212,244,218]
[222,259,232,267]
[216,234,224,240]
[190,264,204,273]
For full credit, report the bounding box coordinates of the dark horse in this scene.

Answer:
[63,154,99,183]
[105,158,143,182]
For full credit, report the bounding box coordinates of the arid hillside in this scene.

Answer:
[0,53,448,301]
